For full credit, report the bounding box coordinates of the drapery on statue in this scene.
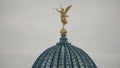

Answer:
[56,4,72,34]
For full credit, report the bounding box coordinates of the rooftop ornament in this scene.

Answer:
[56,4,72,34]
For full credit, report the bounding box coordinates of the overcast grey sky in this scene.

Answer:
[0,0,120,68]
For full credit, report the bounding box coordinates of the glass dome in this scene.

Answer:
[32,34,97,68]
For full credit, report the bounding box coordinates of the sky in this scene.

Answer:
[0,0,120,68]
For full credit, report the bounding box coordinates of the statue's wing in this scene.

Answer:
[65,5,72,13]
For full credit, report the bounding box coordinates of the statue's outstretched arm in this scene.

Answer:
[56,9,59,12]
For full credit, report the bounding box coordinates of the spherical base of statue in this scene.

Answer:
[60,27,67,35]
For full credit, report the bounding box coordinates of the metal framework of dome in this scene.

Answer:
[32,34,97,68]
[32,4,97,68]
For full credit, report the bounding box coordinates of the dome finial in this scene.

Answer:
[56,4,72,35]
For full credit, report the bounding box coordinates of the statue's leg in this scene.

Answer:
[64,18,67,24]
[61,18,64,23]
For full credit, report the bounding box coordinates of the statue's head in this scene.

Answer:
[61,8,64,11]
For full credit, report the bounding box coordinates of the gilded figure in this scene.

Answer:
[56,5,72,27]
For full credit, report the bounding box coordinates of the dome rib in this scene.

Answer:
[80,49,93,67]
[33,47,53,68]
[45,46,57,67]
[44,46,59,68]
[67,44,80,68]
[79,48,97,68]
[73,46,97,68]
[50,44,61,68]
[73,46,91,67]
[63,44,66,68]
[71,46,87,67]
[59,44,66,68]
[56,44,62,68]
[64,43,73,68]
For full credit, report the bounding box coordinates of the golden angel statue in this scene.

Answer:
[56,5,72,27]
